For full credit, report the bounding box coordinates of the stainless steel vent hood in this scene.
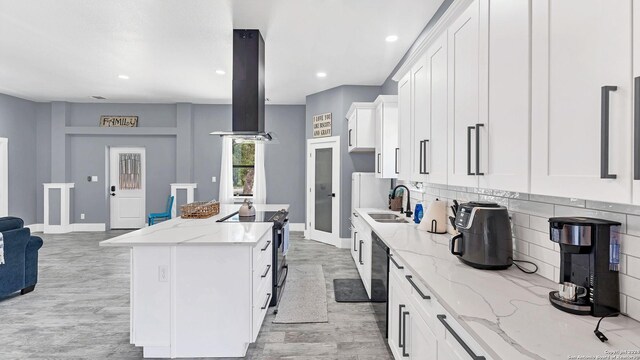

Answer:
[210,29,276,141]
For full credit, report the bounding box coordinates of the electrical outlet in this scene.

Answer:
[80,213,85,220]
[158,265,168,282]
[212,176,216,183]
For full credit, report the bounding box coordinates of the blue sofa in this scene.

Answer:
[0,217,43,297]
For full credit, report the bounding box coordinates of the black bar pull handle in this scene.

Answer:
[467,126,475,175]
[348,129,353,147]
[398,304,405,348]
[261,293,272,310]
[418,140,424,174]
[402,311,410,357]
[437,314,486,360]
[358,240,364,265]
[353,231,358,252]
[424,139,430,175]
[601,85,618,179]
[475,124,484,175]
[388,253,404,269]
[634,77,640,180]
[261,264,271,278]
[406,275,431,300]
[377,153,381,174]
[261,240,271,252]
[395,148,399,174]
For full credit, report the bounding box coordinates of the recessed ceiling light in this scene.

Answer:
[216,69,226,75]
[385,35,399,42]
[118,74,129,80]
[316,72,327,78]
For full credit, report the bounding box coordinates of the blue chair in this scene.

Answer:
[148,195,174,226]
[0,217,43,298]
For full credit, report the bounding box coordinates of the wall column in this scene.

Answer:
[176,103,193,183]
[50,102,68,182]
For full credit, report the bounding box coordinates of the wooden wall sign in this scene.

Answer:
[312,113,332,137]
[99,116,139,127]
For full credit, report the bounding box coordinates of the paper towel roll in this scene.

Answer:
[418,199,448,234]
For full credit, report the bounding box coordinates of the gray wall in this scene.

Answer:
[0,93,38,224]
[305,85,384,239]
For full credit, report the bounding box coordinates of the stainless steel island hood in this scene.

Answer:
[210,29,275,141]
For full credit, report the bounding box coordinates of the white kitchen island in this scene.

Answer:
[100,204,289,359]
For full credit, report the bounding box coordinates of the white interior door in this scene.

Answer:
[307,137,340,246]
[110,147,146,229]
[0,138,7,217]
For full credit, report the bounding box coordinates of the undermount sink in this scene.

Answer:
[368,213,408,223]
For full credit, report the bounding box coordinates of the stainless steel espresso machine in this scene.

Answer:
[548,217,621,317]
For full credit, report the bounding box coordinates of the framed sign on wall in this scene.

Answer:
[99,116,139,127]
[312,113,332,137]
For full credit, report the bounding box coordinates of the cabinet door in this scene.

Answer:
[412,55,430,182]
[427,32,449,185]
[406,305,438,360]
[398,73,412,181]
[477,0,530,193]
[356,108,376,150]
[375,103,384,178]
[348,112,357,152]
[531,0,632,203]
[633,4,640,204]
[447,0,483,188]
[388,272,404,359]
[382,102,399,179]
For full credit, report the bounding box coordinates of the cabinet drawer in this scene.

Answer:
[388,251,406,282]
[253,257,272,300]
[252,275,272,341]
[435,304,491,360]
[406,274,438,332]
[253,234,272,265]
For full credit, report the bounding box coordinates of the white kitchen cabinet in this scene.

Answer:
[477,0,530,193]
[351,214,372,298]
[374,95,399,179]
[398,72,412,181]
[530,0,633,204]
[347,103,376,153]
[435,303,490,360]
[446,0,486,188]
[425,32,449,185]
[633,5,640,204]
[411,54,429,182]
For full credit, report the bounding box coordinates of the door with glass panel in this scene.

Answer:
[307,137,340,246]
[109,147,146,229]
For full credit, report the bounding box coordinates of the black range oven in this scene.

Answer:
[217,209,290,311]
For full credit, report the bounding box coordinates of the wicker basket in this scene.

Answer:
[180,201,220,219]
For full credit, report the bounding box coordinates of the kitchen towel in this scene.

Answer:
[0,232,4,265]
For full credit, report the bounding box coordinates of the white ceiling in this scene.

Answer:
[0,0,443,104]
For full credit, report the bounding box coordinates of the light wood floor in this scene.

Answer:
[0,231,392,359]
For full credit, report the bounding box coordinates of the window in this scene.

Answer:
[232,140,255,197]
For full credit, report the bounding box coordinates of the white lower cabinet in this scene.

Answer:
[388,250,491,360]
[351,214,372,298]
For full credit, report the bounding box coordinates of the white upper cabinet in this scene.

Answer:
[347,103,376,153]
[447,0,484,188]
[425,32,449,185]
[411,54,430,182]
[633,5,640,204]
[478,0,530,193]
[398,73,412,181]
[530,0,633,204]
[374,95,399,179]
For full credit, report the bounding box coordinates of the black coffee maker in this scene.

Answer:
[548,217,621,317]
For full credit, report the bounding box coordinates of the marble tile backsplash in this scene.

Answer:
[404,182,640,322]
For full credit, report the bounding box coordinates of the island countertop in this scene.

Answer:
[355,208,640,360]
[100,204,289,247]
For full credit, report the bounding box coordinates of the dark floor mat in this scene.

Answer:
[334,279,387,303]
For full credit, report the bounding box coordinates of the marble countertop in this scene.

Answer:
[355,208,640,360]
[100,204,289,247]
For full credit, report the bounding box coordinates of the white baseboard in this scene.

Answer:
[27,223,106,233]
[25,223,44,233]
[339,237,351,249]
[289,223,305,232]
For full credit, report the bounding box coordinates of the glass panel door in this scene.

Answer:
[314,148,333,232]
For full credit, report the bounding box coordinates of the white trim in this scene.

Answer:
[27,223,107,233]
[0,138,8,217]
[391,0,474,82]
[338,238,351,249]
[289,223,305,232]
[43,183,75,234]
[306,136,341,247]
[25,224,44,233]
[170,183,197,218]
